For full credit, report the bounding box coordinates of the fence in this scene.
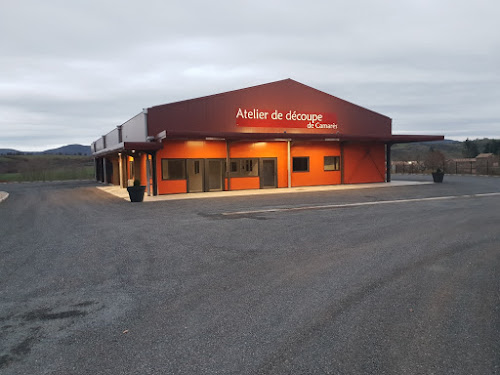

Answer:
[393,159,500,176]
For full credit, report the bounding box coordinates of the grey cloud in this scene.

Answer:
[0,0,498,150]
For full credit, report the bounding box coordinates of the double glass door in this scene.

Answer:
[187,159,224,192]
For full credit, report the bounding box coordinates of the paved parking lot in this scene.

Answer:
[1,175,499,374]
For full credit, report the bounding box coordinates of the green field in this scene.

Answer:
[0,155,95,182]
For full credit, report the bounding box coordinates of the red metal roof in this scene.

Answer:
[147,79,394,139]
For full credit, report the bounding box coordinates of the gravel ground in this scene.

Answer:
[0,176,499,374]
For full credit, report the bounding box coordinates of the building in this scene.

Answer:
[92,79,444,196]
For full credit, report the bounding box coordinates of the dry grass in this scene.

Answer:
[0,155,94,182]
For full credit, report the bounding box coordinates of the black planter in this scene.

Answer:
[432,171,444,183]
[127,186,146,202]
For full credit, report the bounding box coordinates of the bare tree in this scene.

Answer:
[424,150,445,172]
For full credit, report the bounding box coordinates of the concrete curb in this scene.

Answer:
[97,180,434,203]
[0,191,9,203]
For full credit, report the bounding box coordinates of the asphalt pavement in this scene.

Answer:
[0,175,499,374]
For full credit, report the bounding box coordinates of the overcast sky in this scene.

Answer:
[1,0,499,151]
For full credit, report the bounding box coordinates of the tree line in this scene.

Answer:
[462,138,500,158]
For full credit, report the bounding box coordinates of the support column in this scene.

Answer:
[94,158,99,181]
[118,153,124,188]
[287,140,291,188]
[386,143,392,182]
[151,152,158,196]
[146,154,151,196]
[226,140,231,191]
[122,154,128,187]
[102,158,107,183]
[340,142,345,184]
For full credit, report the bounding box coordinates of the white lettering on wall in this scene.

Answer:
[236,107,338,130]
[235,108,269,120]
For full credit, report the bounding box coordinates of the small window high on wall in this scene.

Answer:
[162,159,186,180]
[292,157,309,172]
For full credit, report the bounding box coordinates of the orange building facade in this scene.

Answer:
[92,79,443,196]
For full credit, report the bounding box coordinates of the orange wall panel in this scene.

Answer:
[152,140,386,194]
[290,142,341,187]
[157,179,187,194]
[158,140,227,159]
[229,141,287,158]
[230,176,260,190]
[156,140,226,195]
[230,141,288,188]
[343,143,386,184]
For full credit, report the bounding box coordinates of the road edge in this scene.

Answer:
[0,191,9,203]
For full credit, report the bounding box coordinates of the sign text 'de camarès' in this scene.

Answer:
[235,108,338,130]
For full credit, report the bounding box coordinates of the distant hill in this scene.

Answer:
[42,144,91,155]
[0,144,91,156]
[0,148,20,155]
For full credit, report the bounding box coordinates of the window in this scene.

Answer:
[293,157,309,172]
[194,160,200,174]
[229,158,259,177]
[162,159,186,180]
[324,156,340,171]
[244,159,253,172]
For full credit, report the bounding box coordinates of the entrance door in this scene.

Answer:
[260,158,277,188]
[187,159,204,193]
[205,159,224,191]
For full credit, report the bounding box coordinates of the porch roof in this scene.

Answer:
[92,142,162,157]
[160,131,444,144]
